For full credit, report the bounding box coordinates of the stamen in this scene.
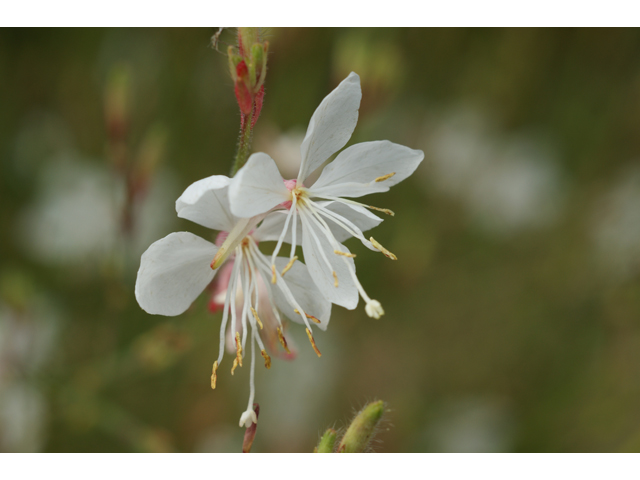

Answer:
[260,349,271,369]
[333,271,339,287]
[334,250,356,258]
[294,309,322,324]
[277,326,291,354]
[281,256,298,276]
[374,172,396,182]
[306,328,322,357]
[370,237,397,260]
[368,205,395,216]
[210,361,218,389]
[271,264,277,284]
[235,331,243,367]
[250,307,263,330]
[231,357,239,375]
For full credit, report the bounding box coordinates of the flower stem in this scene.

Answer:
[231,110,254,176]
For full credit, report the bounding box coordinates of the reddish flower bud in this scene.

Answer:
[235,80,253,115]
[251,85,265,129]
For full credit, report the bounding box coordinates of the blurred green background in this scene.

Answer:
[2,27,640,452]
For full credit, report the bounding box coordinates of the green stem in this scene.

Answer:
[231,110,254,176]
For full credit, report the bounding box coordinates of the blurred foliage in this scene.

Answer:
[2,28,640,452]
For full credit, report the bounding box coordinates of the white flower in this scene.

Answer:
[135,175,331,426]
[229,72,424,316]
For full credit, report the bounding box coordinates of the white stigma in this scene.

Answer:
[239,408,257,428]
[365,300,384,319]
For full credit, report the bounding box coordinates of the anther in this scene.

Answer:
[277,326,291,354]
[271,264,277,284]
[210,361,218,389]
[261,349,271,369]
[370,237,397,260]
[333,271,339,287]
[374,172,396,182]
[235,332,243,367]
[334,250,356,258]
[368,205,395,216]
[294,309,322,324]
[306,328,322,357]
[250,307,263,330]
[281,256,298,276]
[231,358,239,375]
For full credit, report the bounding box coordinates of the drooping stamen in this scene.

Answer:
[231,358,239,375]
[246,329,257,414]
[306,328,322,357]
[290,201,298,260]
[281,256,298,276]
[304,208,384,318]
[270,194,297,271]
[216,246,242,365]
[334,250,356,258]
[235,332,243,367]
[260,349,271,369]
[271,264,277,284]
[250,307,263,330]
[367,205,395,216]
[294,309,322,324]
[248,237,313,332]
[276,326,291,354]
[211,361,218,390]
[375,172,396,182]
[310,193,395,216]
[370,237,397,260]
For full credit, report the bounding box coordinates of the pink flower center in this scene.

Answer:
[280,179,303,210]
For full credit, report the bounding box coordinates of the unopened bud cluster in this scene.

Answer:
[228,28,268,120]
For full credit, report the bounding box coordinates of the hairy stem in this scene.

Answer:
[231,110,254,176]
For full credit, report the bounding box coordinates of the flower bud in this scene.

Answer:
[315,428,337,453]
[337,400,385,453]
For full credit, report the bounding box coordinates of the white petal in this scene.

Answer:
[175,175,237,231]
[310,141,425,198]
[300,213,358,310]
[252,210,301,244]
[229,152,290,218]
[135,232,218,316]
[315,201,382,243]
[272,257,332,331]
[298,72,362,183]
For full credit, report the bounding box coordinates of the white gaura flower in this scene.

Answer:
[229,72,424,318]
[135,175,331,427]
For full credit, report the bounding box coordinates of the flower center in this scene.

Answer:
[281,179,307,209]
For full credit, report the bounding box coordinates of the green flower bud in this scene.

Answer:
[338,400,385,453]
[315,428,337,453]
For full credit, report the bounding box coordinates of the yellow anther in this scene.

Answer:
[231,358,239,375]
[334,250,356,258]
[281,256,298,276]
[374,172,396,182]
[306,328,322,357]
[210,361,218,389]
[332,271,339,287]
[235,332,243,367]
[250,307,263,330]
[277,327,291,354]
[271,264,277,284]
[294,309,322,324]
[370,237,397,260]
[368,205,395,216]
[261,349,271,369]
